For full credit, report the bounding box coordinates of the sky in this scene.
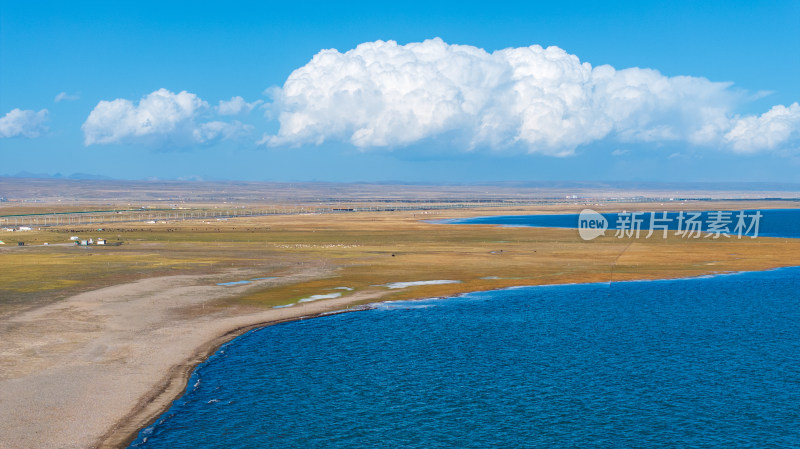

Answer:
[1,0,799,184]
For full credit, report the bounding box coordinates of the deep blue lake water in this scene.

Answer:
[439,208,800,239]
[131,267,800,448]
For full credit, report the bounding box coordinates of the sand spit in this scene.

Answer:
[0,271,386,449]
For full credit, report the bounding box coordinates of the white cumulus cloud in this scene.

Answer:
[82,88,251,146]
[723,103,800,153]
[265,38,800,155]
[217,96,262,115]
[0,108,49,138]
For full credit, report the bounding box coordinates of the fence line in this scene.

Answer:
[0,197,683,228]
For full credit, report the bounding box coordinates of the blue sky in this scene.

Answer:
[1,1,799,183]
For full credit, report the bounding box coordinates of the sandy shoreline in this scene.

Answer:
[99,303,377,448]
[0,269,389,449]
[3,261,800,448]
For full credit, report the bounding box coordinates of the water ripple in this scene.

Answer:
[131,267,800,448]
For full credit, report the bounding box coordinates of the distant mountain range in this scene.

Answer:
[1,172,799,193]
[2,171,115,181]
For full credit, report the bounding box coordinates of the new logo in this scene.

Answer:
[578,209,608,241]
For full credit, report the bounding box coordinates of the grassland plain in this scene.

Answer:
[3,201,799,313]
[1,201,800,448]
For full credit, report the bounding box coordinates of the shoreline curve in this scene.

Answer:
[102,265,800,448]
[98,305,372,449]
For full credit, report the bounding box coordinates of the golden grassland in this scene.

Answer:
[3,201,800,315]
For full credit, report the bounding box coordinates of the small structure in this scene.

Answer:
[18,227,32,231]
[96,239,106,245]
[18,242,24,246]
[0,240,5,244]
[69,236,79,241]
